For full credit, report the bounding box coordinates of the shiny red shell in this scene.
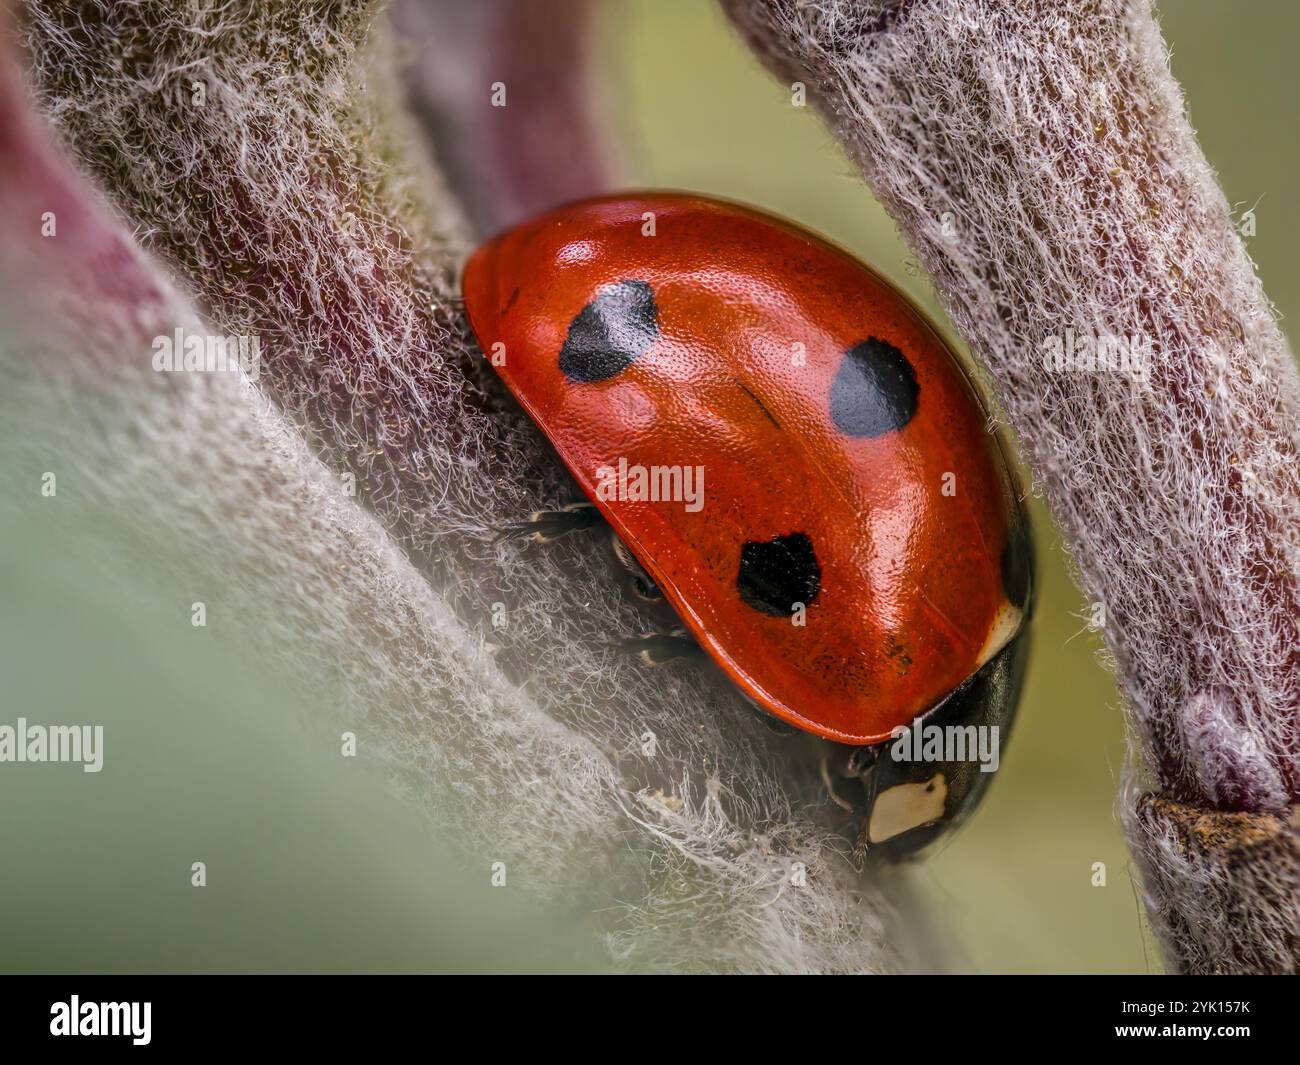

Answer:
[463,193,1026,745]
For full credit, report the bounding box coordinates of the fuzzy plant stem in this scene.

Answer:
[721,0,1300,972]
[391,0,618,236]
[9,1,920,972]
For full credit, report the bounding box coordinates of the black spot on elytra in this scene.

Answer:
[830,338,919,437]
[737,532,821,617]
[1000,522,1031,611]
[558,280,658,383]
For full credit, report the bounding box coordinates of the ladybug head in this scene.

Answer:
[826,618,1032,861]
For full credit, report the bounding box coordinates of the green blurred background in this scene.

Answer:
[1,0,1295,973]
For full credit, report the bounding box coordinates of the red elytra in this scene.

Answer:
[463,192,1029,746]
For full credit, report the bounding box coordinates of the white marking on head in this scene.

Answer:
[868,772,948,842]
[975,599,1022,669]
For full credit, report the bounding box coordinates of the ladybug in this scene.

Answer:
[463,193,1032,856]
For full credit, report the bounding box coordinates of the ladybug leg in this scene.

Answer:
[609,534,667,606]
[821,742,878,814]
[819,753,859,813]
[498,513,696,664]
[608,530,699,662]
[492,500,603,544]
[620,629,701,666]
